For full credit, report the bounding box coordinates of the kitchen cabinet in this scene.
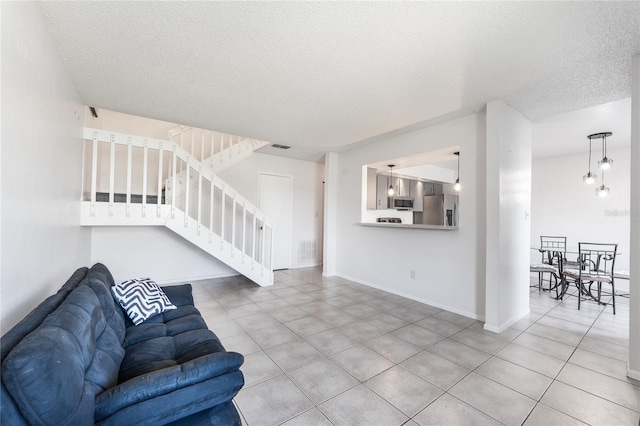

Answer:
[376,175,390,209]
[366,168,377,210]
[424,182,443,196]
[411,180,424,212]
[391,177,410,198]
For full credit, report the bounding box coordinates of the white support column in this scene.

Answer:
[628,54,640,380]
[323,152,339,276]
[484,100,532,333]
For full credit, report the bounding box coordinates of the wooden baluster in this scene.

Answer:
[109,134,115,216]
[209,174,214,243]
[197,166,202,235]
[171,145,177,219]
[126,137,132,217]
[241,201,246,264]
[157,142,163,217]
[252,211,257,270]
[91,132,98,216]
[200,131,205,163]
[184,156,190,228]
[220,184,226,250]
[231,193,236,258]
[142,139,148,217]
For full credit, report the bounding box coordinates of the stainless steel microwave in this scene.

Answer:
[392,197,414,210]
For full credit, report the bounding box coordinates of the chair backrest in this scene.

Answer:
[540,236,566,264]
[578,242,617,278]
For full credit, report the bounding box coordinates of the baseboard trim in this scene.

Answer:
[155,272,240,285]
[483,308,530,334]
[336,273,485,322]
[627,367,640,381]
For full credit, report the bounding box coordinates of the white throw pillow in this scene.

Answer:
[112,278,177,325]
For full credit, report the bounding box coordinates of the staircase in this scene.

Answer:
[164,126,269,200]
[80,127,274,287]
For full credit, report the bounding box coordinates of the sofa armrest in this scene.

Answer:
[95,351,243,421]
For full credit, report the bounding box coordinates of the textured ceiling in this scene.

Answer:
[41,2,639,160]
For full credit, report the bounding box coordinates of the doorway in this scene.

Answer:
[258,173,292,270]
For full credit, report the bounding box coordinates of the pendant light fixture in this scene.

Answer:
[594,132,613,170]
[453,151,461,192]
[583,134,597,184]
[596,170,610,197]
[387,165,395,197]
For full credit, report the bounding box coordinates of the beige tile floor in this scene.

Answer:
[190,268,639,426]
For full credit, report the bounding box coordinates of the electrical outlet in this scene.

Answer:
[410,270,416,279]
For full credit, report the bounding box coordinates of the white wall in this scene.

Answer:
[220,153,325,269]
[333,112,487,319]
[1,2,91,333]
[484,101,532,332]
[531,146,631,272]
[90,226,236,283]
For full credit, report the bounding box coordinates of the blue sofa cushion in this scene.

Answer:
[118,284,227,382]
[1,285,125,425]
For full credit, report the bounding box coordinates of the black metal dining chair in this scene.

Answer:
[530,236,566,291]
[562,242,618,314]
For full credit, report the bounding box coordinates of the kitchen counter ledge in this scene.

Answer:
[360,222,458,230]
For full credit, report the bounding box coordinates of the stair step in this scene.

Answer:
[95,192,165,204]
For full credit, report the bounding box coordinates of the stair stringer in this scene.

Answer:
[164,209,273,287]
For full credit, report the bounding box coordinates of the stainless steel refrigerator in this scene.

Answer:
[422,195,459,226]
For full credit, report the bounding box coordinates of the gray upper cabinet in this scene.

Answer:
[411,180,424,212]
[424,182,443,196]
[376,174,389,209]
[391,177,410,198]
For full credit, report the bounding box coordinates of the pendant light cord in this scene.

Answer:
[589,138,592,174]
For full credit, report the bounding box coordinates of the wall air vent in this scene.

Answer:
[298,240,317,263]
[272,144,291,150]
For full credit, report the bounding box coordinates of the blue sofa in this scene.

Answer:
[1,264,244,425]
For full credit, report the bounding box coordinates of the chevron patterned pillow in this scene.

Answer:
[112,278,177,325]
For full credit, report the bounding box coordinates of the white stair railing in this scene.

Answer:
[80,128,274,287]
[165,126,269,202]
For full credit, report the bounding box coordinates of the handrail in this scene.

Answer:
[82,128,274,281]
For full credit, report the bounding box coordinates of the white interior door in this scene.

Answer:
[259,173,292,270]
